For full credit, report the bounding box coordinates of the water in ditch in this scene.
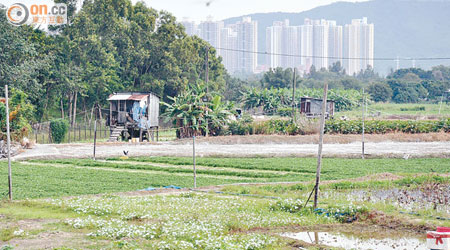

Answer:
[282,231,426,250]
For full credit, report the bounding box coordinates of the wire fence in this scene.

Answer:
[32,120,111,144]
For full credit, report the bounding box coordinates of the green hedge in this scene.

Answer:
[227,118,450,136]
[50,119,69,143]
[325,118,450,134]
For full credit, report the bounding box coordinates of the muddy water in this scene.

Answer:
[322,184,450,215]
[282,231,426,250]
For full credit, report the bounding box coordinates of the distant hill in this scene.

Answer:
[223,0,450,75]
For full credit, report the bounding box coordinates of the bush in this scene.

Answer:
[226,118,450,136]
[50,119,69,143]
[325,119,449,134]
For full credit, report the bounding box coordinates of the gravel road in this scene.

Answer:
[13,141,450,160]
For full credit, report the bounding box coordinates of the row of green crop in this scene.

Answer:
[325,118,450,134]
[228,118,450,135]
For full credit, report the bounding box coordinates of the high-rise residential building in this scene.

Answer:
[220,27,239,73]
[360,17,374,71]
[198,19,224,49]
[328,21,343,67]
[343,17,374,75]
[300,19,314,72]
[312,19,329,70]
[266,20,301,69]
[181,19,199,37]
[236,17,258,73]
[266,21,284,68]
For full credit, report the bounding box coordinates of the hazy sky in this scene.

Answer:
[2,0,368,21]
[143,0,367,21]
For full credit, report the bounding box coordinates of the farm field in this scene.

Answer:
[337,102,450,119]
[1,157,449,249]
[1,157,449,199]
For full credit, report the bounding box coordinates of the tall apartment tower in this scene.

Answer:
[181,19,199,36]
[266,21,283,68]
[360,17,374,71]
[236,17,258,73]
[343,17,374,75]
[328,21,343,67]
[220,27,239,74]
[312,19,329,70]
[300,19,314,72]
[198,19,224,49]
[266,20,301,69]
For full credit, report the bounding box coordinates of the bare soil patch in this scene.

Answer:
[173,132,450,145]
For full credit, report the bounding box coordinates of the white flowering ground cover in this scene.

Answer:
[50,193,333,249]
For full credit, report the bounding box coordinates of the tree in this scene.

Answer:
[162,83,231,138]
[388,80,428,103]
[260,67,297,89]
[367,82,393,102]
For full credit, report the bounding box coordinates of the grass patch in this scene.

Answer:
[4,157,450,200]
[106,157,450,179]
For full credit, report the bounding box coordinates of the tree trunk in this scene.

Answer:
[97,103,103,120]
[72,92,77,127]
[68,92,73,127]
[83,99,87,123]
[60,98,65,119]
[89,105,95,126]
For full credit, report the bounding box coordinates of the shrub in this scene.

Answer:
[227,118,450,136]
[50,119,69,144]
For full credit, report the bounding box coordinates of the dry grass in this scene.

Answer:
[176,132,450,145]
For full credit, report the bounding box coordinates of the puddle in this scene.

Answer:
[282,232,426,250]
[322,184,450,214]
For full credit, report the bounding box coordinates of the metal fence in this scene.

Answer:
[32,120,111,144]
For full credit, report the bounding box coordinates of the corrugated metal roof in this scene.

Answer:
[108,94,150,101]
[127,94,148,101]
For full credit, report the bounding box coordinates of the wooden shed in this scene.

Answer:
[300,97,335,118]
[107,92,160,142]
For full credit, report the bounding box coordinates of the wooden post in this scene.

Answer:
[84,124,87,141]
[68,125,71,144]
[156,127,159,142]
[48,125,52,144]
[5,85,12,201]
[78,123,81,141]
[193,136,196,188]
[313,83,328,209]
[139,128,143,142]
[362,88,365,159]
[205,47,209,137]
[292,68,297,122]
[109,101,112,127]
[93,120,97,160]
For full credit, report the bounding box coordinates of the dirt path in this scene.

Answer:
[12,140,450,160]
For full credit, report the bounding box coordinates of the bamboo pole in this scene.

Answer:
[313,83,328,209]
[5,85,12,201]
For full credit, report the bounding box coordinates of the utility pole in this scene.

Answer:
[93,108,97,160]
[313,83,328,209]
[292,68,297,122]
[205,47,209,94]
[5,85,12,201]
[193,136,197,188]
[205,46,209,137]
[362,88,365,159]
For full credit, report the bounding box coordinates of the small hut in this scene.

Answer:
[107,92,159,142]
[299,97,335,118]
